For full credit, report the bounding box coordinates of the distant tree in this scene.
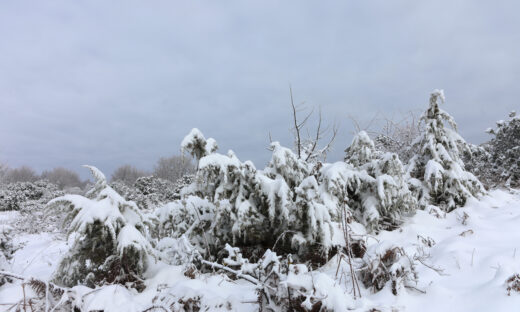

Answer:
[153,155,195,183]
[111,164,149,185]
[41,167,84,189]
[0,163,8,183]
[373,111,422,164]
[4,166,39,183]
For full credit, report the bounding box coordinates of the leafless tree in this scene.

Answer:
[41,167,85,189]
[153,155,195,183]
[348,110,422,164]
[0,162,8,183]
[3,166,39,183]
[287,86,338,162]
[111,165,150,185]
[372,111,422,163]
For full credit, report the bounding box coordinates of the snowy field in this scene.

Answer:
[1,189,519,311]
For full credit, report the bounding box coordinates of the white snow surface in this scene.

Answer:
[2,189,520,311]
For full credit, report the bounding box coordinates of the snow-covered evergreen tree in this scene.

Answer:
[483,111,519,188]
[342,131,416,232]
[159,130,338,261]
[48,166,154,290]
[407,90,484,211]
[181,128,218,169]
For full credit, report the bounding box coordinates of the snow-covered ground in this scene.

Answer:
[1,189,520,311]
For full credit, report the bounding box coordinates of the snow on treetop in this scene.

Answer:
[352,131,373,147]
[181,128,205,150]
[205,137,218,154]
[82,165,106,185]
[431,89,445,104]
[198,151,242,171]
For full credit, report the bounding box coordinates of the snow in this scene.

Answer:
[180,128,206,151]
[198,152,242,173]
[1,189,519,310]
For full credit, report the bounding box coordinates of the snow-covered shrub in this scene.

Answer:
[506,274,520,296]
[181,128,218,169]
[407,90,484,211]
[0,180,65,234]
[341,131,416,232]
[468,111,520,189]
[215,247,347,312]
[111,174,193,211]
[0,225,14,286]
[462,143,493,189]
[162,129,339,262]
[156,195,219,258]
[359,243,418,295]
[48,166,155,290]
[0,180,63,211]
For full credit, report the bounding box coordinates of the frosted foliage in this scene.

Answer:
[360,242,418,295]
[159,139,337,260]
[265,142,311,189]
[0,225,14,286]
[47,166,154,290]
[340,132,416,232]
[293,176,334,251]
[344,130,377,166]
[468,111,520,188]
[408,91,484,211]
[219,248,348,311]
[181,128,218,165]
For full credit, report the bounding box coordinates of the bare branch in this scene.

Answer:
[290,86,301,158]
[305,108,321,161]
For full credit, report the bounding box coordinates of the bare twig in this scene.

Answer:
[290,86,302,158]
[272,230,297,251]
[340,202,362,298]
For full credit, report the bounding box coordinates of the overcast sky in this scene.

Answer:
[1,1,519,179]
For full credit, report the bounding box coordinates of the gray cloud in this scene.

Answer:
[1,0,519,178]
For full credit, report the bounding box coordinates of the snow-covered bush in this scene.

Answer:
[0,180,63,211]
[0,225,14,286]
[342,131,416,232]
[111,174,194,212]
[0,180,64,234]
[48,166,155,290]
[181,128,218,169]
[215,246,346,312]
[407,90,484,211]
[471,111,520,188]
[161,129,339,262]
[359,243,418,295]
